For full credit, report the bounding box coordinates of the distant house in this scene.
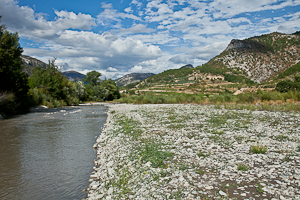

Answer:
[119,90,126,94]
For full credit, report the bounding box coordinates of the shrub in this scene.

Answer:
[250,145,267,154]
[237,93,256,103]
[209,95,225,103]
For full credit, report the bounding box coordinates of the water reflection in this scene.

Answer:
[0,106,107,200]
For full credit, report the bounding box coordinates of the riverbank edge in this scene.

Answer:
[86,103,115,199]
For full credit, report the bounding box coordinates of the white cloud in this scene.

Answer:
[53,10,96,30]
[96,2,142,26]
[129,65,144,73]
[118,24,155,34]
[106,67,119,72]
[0,0,96,40]
[131,0,142,9]
[128,31,180,45]
[124,7,133,13]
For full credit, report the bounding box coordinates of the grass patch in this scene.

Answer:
[212,129,224,135]
[117,116,143,140]
[140,142,174,168]
[195,169,205,175]
[274,134,288,141]
[197,150,210,158]
[256,183,264,193]
[250,145,268,154]
[104,167,133,197]
[169,188,185,199]
[237,163,249,171]
[208,116,227,127]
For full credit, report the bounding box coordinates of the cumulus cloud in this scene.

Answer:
[25,30,162,74]
[129,65,143,73]
[0,0,96,40]
[106,67,119,72]
[169,54,192,65]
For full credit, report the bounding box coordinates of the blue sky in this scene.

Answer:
[1,0,300,79]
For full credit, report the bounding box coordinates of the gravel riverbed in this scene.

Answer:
[87,104,300,199]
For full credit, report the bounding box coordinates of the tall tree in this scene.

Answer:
[0,18,29,116]
[83,70,101,86]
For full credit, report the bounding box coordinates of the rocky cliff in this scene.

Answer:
[115,73,155,86]
[21,55,47,75]
[214,32,300,83]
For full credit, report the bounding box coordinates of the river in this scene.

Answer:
[0,105,107,200]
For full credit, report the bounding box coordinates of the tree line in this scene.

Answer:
[0,20,119,117]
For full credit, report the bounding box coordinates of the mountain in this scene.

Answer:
[115,73,155,86]
[180,64,194,69]
[21,55,47,75]
[62,71,86,81]
[130,31,300,95]
[208,32,300,83]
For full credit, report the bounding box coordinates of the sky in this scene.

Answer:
[1,0,300,79]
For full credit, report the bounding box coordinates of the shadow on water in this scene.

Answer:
[0,105,108,200]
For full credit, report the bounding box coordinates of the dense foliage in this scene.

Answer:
[84,71,120,101]
[277,62,300,79]
[28,60,82,107]
[276,76,300,92]
[28,68,120,107]
[0,20,31,116]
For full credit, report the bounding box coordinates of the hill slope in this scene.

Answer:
[209,32,300,83]
[115,73,155,86]
[21,55,47,75]
[62,71,86,81]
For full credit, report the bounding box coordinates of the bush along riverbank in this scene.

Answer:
[87,104,300,199]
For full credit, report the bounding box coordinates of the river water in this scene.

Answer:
[0,105,107,200]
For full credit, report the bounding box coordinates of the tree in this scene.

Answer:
[29,60,69,99]
[28,59,79,106]
[0,18,30,116]
[100,79,120,100]
[83,70,101,86]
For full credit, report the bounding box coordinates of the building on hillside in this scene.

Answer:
[188,71,224,81]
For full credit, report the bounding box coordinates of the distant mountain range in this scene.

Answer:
[115,73,155,86]
[61,71,86,81]
[20,31,300,89]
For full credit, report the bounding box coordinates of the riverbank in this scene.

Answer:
[87,104,300,199]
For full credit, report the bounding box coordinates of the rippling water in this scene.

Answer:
[0,105,107,200]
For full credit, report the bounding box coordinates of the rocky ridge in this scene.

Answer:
[115,73,155,86]
[215,32,300,83]
[21,55,47,75]
[87,104,300,199]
